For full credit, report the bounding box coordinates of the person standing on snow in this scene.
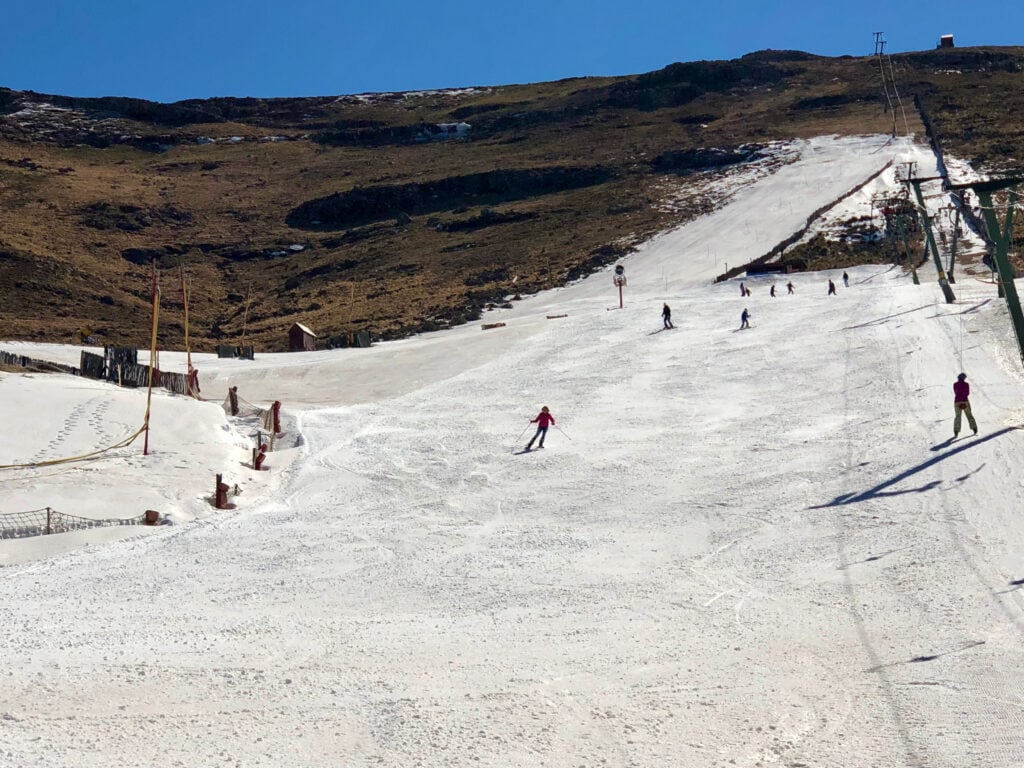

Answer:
[953,372,978,437]
[526,406,555,450]
[843,271,850,288]
[770,284,776,297]
[828,279,837,295]
[740,308,751,329]
[662,303,674,329]
[787,281,795,295]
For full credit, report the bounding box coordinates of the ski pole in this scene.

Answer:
[510,423,534,453]
[554,425,572,441]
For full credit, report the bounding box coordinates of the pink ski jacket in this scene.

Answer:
[532,411,556,427]
[953,380,970,403]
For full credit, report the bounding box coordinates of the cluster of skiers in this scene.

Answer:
[736,272,851,330]
[522,270,978,452]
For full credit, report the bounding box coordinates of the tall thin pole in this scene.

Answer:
[240,283,253,348]
[180,267,195,396]
[144,264,160,455]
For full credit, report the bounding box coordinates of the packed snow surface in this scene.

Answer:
[2,135,1024,767]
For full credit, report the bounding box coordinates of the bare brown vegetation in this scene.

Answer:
[1,47,1022,351]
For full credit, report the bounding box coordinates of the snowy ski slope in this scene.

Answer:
[2,135,1024,767]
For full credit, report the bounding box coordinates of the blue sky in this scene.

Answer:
[2,0,1020,102]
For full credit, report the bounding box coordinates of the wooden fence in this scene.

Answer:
[216,345,255,359]
[80,350,193,395]
[0,350,78,375]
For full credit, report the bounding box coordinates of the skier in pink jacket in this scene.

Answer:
[953,372,978,437]
[526,406,555,450]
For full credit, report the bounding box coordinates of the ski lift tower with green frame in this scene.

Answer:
[950,176,1024,366]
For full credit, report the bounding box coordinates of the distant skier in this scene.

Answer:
[828,279,837,296]
[739,282,746,297]
[787,281,795,295]
[662,303,674,329]
[770,284,776,297]
[953,372,978,437]
[745,286,752,297]
[740,308,751,329]
[526,406,555,450]
[842,271,850,288]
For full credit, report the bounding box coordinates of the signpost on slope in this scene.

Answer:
[613,264,626,309]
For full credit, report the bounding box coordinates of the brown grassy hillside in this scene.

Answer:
[1,47,1022,351]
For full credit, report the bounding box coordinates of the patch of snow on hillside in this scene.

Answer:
[655,140,800,214]
[333,87,490,105]
[790,142,992,268]
[8,102,72,120]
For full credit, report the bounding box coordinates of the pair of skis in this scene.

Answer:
[512,446,544,456]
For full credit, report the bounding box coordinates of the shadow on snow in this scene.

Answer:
[813,426,1017,508]
[843,297,995,331]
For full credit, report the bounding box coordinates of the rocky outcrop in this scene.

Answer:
[601,58,794,111]
[81,203,191,232]
[287,166,615,229]
[650,145,765,174]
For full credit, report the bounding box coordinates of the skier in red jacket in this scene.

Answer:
[526,406,555,450]
[953,372,978,436]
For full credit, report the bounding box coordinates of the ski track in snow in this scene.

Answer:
[2,135,1024,766]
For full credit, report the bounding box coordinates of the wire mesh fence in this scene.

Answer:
[0,507,148,540]
[223,390,280,455]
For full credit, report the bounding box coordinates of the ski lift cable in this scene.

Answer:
[959,293,965,371]
[970,201,1024,214]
